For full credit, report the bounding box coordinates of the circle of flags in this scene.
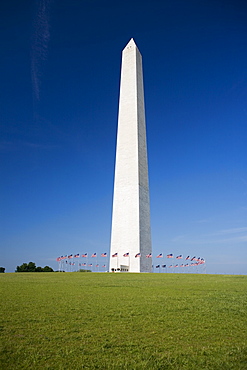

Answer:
[56,252,205,272]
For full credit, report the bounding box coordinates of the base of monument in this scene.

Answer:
[111,265,129,272]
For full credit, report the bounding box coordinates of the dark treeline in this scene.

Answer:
[16,262,53,272]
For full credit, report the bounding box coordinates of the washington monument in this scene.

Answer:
[109,39,152,273]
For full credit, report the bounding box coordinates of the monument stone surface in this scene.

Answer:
[109,39,152,273]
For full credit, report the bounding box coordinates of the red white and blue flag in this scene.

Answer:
[156,265,160,268]
[146,253,152,258]
[101,253,107,257]
[185,256,190,260]
[156,253,163,258]
[91,253,97,258]
[112,252,118,257]
[81,253,87,258]
[167,254,173,258]
[123,252,129,257]
[74,254,80,258]
[135,253,141,258]
[68,254,73,259]
[176,255,182,259]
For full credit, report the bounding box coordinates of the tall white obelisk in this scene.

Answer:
[109,39,152,273]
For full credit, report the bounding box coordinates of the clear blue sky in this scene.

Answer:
[1,0,246,274]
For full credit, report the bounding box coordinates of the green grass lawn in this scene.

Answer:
[1,272,246,369]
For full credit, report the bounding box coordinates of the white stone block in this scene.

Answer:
[109,39,152,273]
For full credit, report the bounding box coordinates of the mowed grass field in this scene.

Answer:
[0,272,246,369]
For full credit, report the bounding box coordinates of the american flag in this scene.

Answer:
[185,263,189,267]
[88,263,93,267]
[96,264,99,267]
[102,264,106,268]
[167,254,173,258]
[68,254,73,259]
[169,265,173,268]
[162,264,166,268]
[56,257,61,262]
[176,255,182,259]
[185,256,190,260]
[180,264,184,267]
[112,252,118,257]
[74,254,80,258]
[81,253,87,258]
[191,256,196,261]
[156,253,163,258]
[174,264,178,268]
[135,253,141,258]
[123,252,129,257]
[146,253,152,258]
[101,253,107,257]
[156,265,160,268]
[82,263,86,266]
[91,253,97,258]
